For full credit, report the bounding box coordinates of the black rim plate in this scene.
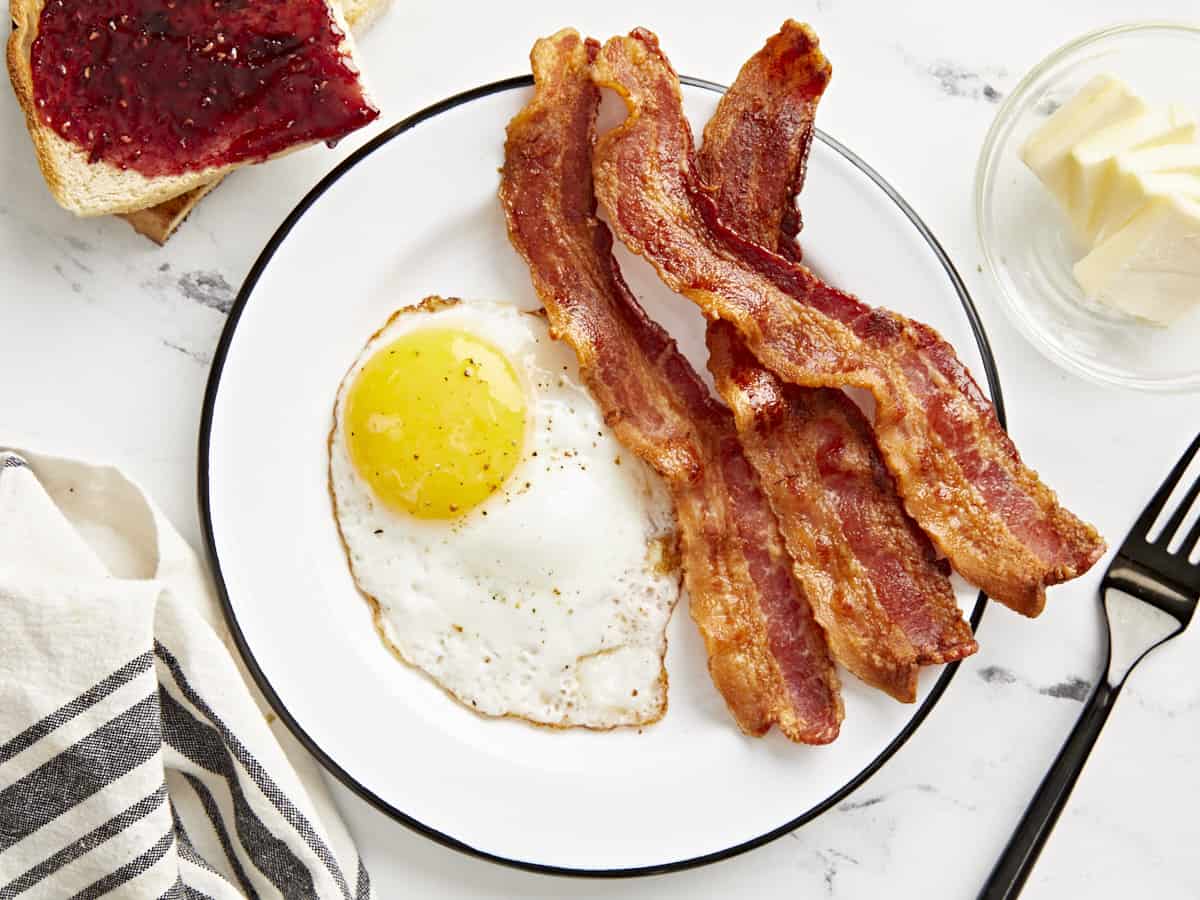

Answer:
[198,74,999,878]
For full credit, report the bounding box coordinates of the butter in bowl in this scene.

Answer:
[1022,73,1200,325]
[976,22,1200,392]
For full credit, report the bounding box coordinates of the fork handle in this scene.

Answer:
[978,678,1119,900]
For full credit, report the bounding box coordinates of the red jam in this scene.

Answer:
[30,0,378,178]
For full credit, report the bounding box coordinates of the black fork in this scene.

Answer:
[980,432,1200,900]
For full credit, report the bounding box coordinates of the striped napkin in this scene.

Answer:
[0,450,373,899]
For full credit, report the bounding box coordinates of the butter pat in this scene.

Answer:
[1074,196,1200,324]
[1021,74,1147,210]
[1119,141,1200,176]
[1098,143,1200,243]
[1093,170,1200,244]
[1070,104,1197,239]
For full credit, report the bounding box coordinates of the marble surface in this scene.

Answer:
[3,1,1198,897]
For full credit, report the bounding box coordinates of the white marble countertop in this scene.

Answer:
[3,1,1199,896]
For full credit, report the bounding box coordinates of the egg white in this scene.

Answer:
[330,299,680,728]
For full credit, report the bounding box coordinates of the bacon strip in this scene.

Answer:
[708,321,977,677]
[499,29,842,743]
[591,29,1105,617]
[701,23,976,689]
[696,20,829,260]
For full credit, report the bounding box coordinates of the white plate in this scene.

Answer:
[200,76,997,876]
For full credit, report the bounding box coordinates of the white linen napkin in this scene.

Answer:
[0,449,373,900]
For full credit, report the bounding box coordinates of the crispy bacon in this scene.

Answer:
[708,322,977,679]
[591,28,1105,617]
[499,29,842,743]
[697,20,829,260]
[701,22,976,693]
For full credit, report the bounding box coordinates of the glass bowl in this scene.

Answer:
[975,22,1200,393]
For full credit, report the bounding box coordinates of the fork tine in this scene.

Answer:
[1180,507,1200,560]
[1156,470,1200,548]
[1131,432,1200,543]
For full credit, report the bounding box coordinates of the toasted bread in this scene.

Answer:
[340,0,393,35]
[119,181,221,245]
[117,0,392,245]
[7,0,376,218]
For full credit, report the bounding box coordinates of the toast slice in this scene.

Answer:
[120,180,222,245]
[116,0,392,245]
[7,0,378,218]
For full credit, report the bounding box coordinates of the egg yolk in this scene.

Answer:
[343,328,527,519]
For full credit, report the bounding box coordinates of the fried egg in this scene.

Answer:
[329,297,679,728]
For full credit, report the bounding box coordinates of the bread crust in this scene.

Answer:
[119,181,222,245]
[8,0,374,218]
